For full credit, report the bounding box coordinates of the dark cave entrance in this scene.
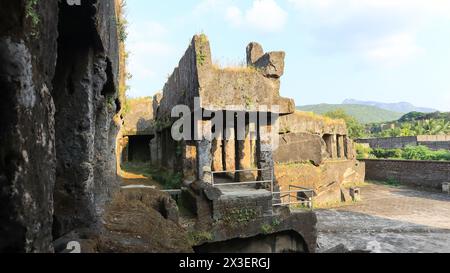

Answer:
[127,135,153,162]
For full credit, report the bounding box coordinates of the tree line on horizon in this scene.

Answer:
[324,109,450,139]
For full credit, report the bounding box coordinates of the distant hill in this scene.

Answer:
[343,99,437,113]
[398,111,450,122]
[296,104,403,124]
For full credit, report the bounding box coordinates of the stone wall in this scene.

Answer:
[274,111,364,204]
[155,36,317,252]
[275,160,365,204]
[278,111,347,136]
[212,193,273,222]
[157,35,295,121]
[0,0,121,252]
[362,159,450,190]
[356,135,450,151]
[0,0,59,253]
[274,133,327,166]
[419,141,450,150]
[122,97,154,136]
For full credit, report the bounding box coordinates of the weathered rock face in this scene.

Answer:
[274,133,327,166]
[0,0,121,252]
[274,111,365,204]
[51,0,121,239]
[0,0,59,253]
[122,97,154,136]
[275,160,366,204]
[246,42,264,65]
[157,35,295,120]
[279,111,348,136]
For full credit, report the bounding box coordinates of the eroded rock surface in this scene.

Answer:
[0,0,121,252]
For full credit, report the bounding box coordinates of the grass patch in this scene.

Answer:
[121,161,153,177]
[121,162,182,190]
[294,111,345,126]
[223,208,258,227]
[188,231,214,246]
[369,179,402,188]
[261,219,282,235]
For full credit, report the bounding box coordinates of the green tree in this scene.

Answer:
[324,109,366,139]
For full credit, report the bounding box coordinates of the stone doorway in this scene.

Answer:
[126,135,153,162]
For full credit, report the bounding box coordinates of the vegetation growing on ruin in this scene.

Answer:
[223,208,258,227]
[154,117,172,131]
[212,59,259,74]
[195,34,209,66]
[116,0,130,111]
[294,111,345,126]
[26,0,40,37]
[261,224,274,234]
[116,1,128,42]
[198,33,208,44]
[196,51,207,66]
[188,231,214,245]
[260,219,280,234]
[243,94,254,108]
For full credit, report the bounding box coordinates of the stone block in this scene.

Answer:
[246,42,264,65]
[254,52,285,78]
[350,187,361,202]
[340,188,352,202]
[274,132,325,165]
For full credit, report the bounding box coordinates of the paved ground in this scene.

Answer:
[315,183,450,253]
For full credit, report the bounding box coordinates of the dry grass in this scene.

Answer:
[294,110,346,126]
[211,59,258,74]
[99,189,193,253]
[126,96,152,105]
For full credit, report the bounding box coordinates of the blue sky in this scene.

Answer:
[125,0,450,111]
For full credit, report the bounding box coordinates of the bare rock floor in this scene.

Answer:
[315,183,450,253]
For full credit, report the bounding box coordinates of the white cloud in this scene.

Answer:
[245,0,288,32]
[286,0,450,66]
[194,0,228,15]
[288,0,450,18]
[361,32,423,67]
[199,0,288,32]
[225,6,243,27]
